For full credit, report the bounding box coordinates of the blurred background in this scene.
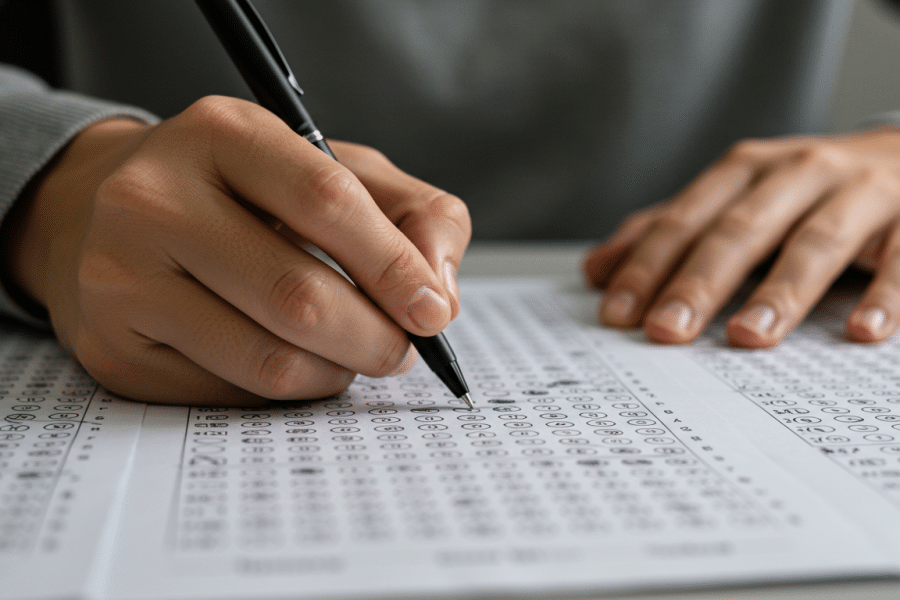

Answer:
[1,0,899,242]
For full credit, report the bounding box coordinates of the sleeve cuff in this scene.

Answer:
[0,69,160,326]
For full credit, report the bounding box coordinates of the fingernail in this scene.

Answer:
[733,304,778,335]
[604,290,637,323]
[654,300,694,335]
[408,286,450,331]
[856,306,888,334]
[389,344,419,377]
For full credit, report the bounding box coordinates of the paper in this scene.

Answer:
[4,280,900,600]
[0,332,145,600]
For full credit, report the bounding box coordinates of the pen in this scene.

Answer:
[195,0,473,410]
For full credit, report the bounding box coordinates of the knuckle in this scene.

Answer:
[608,263,654,293]
[76,250,141,309]
[650,208,694,238]
[180,96,269,155]
[304,166,365,229]
[855,168,900,197]
[96,165,150,209]
[622,205,657,229]
[792,143,843,171]
[254,342,356,400]
[405,189,472,240]
[723,138,766,163]
[255,344,309,399]
[371,335,409,378]
[712,206,765,242]
[664,275,717,307]
[790,220,852,257]
[313,167,357,206]
[96,162,185,224]
[268,269,333,335]
[179,96,280,168]
[430,191,471,230]
[183,95,250,135]
[372,241,418,295]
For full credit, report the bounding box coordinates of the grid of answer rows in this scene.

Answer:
[0,335,100,556]
[173,292,775,553]
[693,331,900,504]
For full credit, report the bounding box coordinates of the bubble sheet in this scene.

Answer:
[101,281,896,600]
[693,326,900,503]
[0,330,144,600]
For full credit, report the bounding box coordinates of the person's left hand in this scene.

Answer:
[583,126,900,347]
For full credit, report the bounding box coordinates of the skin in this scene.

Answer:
[583,127,900,348]
[0,96,471,406]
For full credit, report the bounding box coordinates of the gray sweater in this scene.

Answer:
[1,0,899,323]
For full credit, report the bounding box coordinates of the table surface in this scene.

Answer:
[458,242,900,600]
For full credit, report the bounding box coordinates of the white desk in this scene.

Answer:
[461,242,900,600]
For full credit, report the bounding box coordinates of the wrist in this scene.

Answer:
[0,117,152,313]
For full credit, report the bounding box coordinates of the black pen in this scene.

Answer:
[195,0,473,409]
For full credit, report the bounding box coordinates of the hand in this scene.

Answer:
[583,127,900,347]
[1,96,470,405]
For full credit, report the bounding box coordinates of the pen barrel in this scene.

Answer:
[407,333,470,399]
[307,134,337,160]
[197,0,468,404]
[196,0,316,135]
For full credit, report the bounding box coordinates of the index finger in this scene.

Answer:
[194,98,454,336]
[335,141,471,318]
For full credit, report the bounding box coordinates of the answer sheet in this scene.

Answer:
[4,280,900,600]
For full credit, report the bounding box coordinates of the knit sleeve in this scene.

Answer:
[0,64,160,326]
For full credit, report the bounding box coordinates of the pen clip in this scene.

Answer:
[236,0,304,96]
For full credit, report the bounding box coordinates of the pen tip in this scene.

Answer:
[461,393,474,410]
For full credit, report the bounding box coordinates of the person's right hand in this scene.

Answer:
[1,96,471,405]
